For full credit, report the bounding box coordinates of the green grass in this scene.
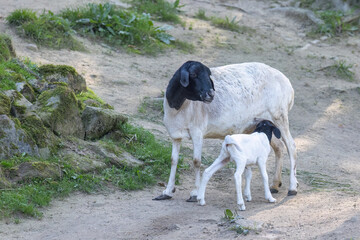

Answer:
[130,0,183,24]
[195,9,210,21]
[6,9,84,50]
[0,59,37,91]
[324,60,355,81]
[210,16,242,32]
[61,2,175,54]
[313,10,359,37]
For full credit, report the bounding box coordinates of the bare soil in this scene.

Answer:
[1,0,360,239]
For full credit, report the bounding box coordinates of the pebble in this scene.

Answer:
[25,43,38,51]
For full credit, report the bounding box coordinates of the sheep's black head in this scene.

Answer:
[166,61,215,110]
[254,120,281,142]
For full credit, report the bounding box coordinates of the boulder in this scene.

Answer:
[7,162,62,183]
[0,91,11,115]
[0,34,16,62]
[36,86,85,138]
[16,82,36,103]
[0,115,39,159]
[38,64,87,93]
[81,106,128,140]
[0,167,12,189]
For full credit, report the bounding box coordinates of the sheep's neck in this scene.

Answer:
[166,82,186,110]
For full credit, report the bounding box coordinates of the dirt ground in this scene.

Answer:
[1,0,360,239]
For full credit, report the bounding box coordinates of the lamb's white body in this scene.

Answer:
[163,62,297,199]
[197,133,276,211]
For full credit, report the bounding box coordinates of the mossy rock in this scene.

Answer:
[0,114,39,159]
[0,34,16,62]
[59,150,107,173]
[38,64,87,93]
[0,167,12,189]
[16,81,36,102]
[7,161,62,183]
[0,91,11,115]
[36,85,85,138]
[81,106,128,140]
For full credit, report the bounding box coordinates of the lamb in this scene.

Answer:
[153,61,297,201]
[197,120,281,211]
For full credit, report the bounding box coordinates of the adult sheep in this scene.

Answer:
[153,61,297,201]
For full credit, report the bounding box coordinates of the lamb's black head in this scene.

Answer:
[166,61,215,109]
[254,120,281,142]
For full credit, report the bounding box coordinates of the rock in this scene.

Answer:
[25,43,38,51]
[82,106,128,140]
[0,91,11,115]
[36,86,85,138]
[0,167,12,189]
[16,82,36,102]
[27,78,50,93]
[38,64,87,93]
[0,115,39,159]
[0,34,16,62]
[58,149,107,172]
[7,162,62,182]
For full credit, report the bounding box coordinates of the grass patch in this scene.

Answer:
[312,10,359,37]
[61,2,175,54]
[321,60,355,81]
[195,9,210,21]
[130,0,183,24]
[6,9,84,50]
[137,96,164,123]
[297,169,355,193]
[0,59,37,91]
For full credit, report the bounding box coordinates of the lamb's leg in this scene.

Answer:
[270,138,285,193]
[274,115,298,196]
[197,145,230,206]
[228,145,246,211]
[153,139,181,200]
[258,158,276,203]
[244,167,252,202]
[187,130,204,202]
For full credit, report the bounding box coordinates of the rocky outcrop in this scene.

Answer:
[82,106,128,140]
[6,162,62,183]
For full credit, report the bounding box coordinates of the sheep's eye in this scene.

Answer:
[190,73,197,78]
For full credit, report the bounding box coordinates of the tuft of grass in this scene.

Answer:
[130,0,183,24]
[210,16,241,32]
[195,9,210,21]
[6,9,84,50]
[314,10,359,37]
[61,3,175,54]
[0,59,38,90]
[324,60,355,81]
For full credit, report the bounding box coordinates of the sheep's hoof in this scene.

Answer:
[152,194,172,200]
[186,196,198,202]
[287,190,297,196]
[270,188,279,194]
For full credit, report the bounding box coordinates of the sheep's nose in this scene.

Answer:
[208,89,215,98]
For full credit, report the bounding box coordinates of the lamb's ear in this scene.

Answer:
[180,67,189,87]
[273,127,281,139]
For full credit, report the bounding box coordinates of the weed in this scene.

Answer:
[130,0,184,24]
[172,39,195,53]
[195,9,210,21]
[322,60,355,81]
[6,9,37,26]
[61,3,175,54]
[210,16,241,32]
[314,10,359,37]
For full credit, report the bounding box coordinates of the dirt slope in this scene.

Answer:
[0,0,360,239]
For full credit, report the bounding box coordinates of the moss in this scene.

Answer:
[0,34,16,62]
[76,88,114,110]
[20,115,52,148]
[0,92,11,115]
[38,64,77,77]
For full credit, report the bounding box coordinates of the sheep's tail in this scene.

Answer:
[224,135,242,153]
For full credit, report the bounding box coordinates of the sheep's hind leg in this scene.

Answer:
[153,139,181,200]
[270,138,284,193]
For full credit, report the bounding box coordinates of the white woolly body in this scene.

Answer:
[163,62,294,140]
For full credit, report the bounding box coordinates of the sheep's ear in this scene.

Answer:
[180,68,189,87]
[273,127,281,139]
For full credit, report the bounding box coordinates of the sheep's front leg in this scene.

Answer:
[153,139,181,200]
[187,130,203,202]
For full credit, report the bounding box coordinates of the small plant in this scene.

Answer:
[195,9,210,20]
[131,0,184,24]
[210,16,241,32]
[322,60,355,81]
[315,10,359,36]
